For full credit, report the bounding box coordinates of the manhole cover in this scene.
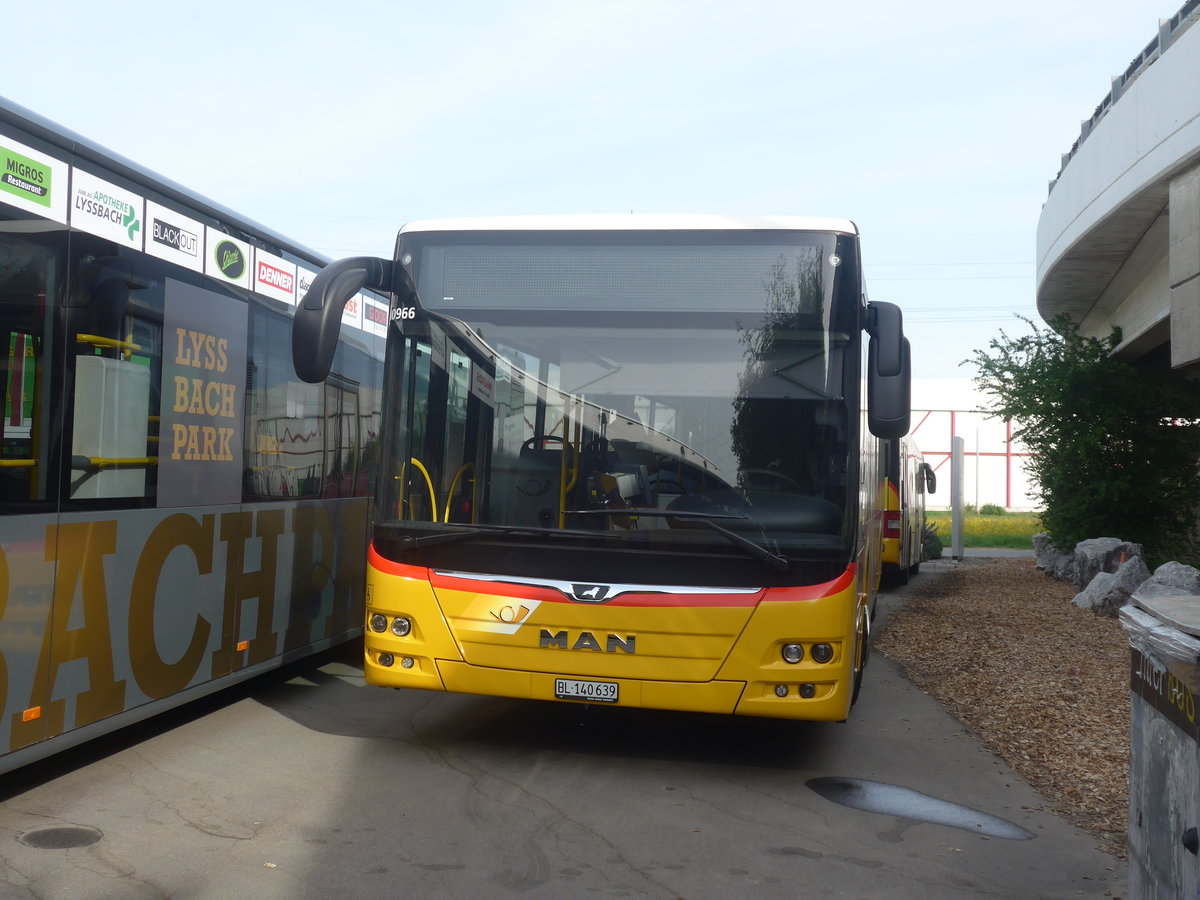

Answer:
[807,777,1034,840]
[16,825,103,849]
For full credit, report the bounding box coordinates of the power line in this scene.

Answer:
[870,274,1033,282]
[867,261,1033,267]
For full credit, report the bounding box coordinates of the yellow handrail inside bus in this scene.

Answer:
[0,459,36,467]
[443,463,476,523]
[559,412,582,529]
[76,333,141,360]
[68,456,159,494]
[398,457,438,523]
[565,416,581,492]
[72,456,159,469]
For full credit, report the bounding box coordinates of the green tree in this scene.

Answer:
[970,315,1200,563]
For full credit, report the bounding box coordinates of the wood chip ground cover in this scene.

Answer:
[874,557,1129,858]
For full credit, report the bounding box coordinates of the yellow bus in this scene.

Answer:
[292,216,911,721]
[881,436,936,584]
[0,96,385,773]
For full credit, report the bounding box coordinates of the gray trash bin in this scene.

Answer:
[1120,594,1200,898]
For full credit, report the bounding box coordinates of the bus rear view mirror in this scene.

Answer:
[866,302,911,439]
[293,256,392,383]
[921,462,937,494]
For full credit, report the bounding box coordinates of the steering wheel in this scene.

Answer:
[741,468,803,493]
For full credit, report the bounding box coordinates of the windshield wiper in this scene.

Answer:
[395,513,790,572]
[690,517,790,572]
[563,509,746,520]
[394,524,553,549]
[397,528,489,549]
[562,509,790,572]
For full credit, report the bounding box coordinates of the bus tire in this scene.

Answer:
[883,561,908,586]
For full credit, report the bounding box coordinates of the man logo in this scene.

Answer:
[540,629,636,653]
[570,584,611,603]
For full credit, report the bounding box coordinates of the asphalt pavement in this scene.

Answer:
[0,556,1125,900]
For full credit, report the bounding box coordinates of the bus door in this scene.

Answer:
[0,228,61,752]
[67,257,156,501]
[441,346,485,524]
[392,326,492,526]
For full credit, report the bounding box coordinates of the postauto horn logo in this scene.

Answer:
[213,239,245,280]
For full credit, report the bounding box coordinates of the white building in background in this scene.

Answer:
[909,379,1038,511]
[943,5,1200,514]
[1038,6,1200,369]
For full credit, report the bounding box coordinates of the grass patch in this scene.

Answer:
[926,510,1042,549]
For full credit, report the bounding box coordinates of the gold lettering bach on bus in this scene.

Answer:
[1,504,367,753]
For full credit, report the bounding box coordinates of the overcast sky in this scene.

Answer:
[1,0,1178,381]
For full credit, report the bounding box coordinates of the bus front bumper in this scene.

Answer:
[364,652,854,721]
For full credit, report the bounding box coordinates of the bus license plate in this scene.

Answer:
[554,678,619,703]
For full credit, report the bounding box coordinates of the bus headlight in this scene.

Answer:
[782,643,804,664]
[369,614,388,633]
[378,652,395,667]
[391,617,412,637]
[811,643,835,664]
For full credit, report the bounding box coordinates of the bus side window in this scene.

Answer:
[68,256,157,501]
[0,330,42,503]
[0,226,61,507]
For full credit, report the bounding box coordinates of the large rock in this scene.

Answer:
[1033,532,1075,581]
[1073,555,1151,617]
[1073,537,1145,589]
[1053,553,1077,583]
[1136,561,1200,599]
[1032,532,1057,569]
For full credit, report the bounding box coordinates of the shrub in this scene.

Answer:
[923,523,943,560]
[979,503,1006,517]
[970,315,1200,563]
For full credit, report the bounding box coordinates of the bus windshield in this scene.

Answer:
[378,228,861,581]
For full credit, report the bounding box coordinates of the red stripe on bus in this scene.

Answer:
[431,572,563,604]
[368,544,430,581]
[369,544,855,606]
[761,565,855,602]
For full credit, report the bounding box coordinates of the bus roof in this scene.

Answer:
[399,214,859,235]
[0,94,329,268]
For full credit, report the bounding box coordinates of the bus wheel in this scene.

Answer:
[897,540,911,584]
[883,562,908,587]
